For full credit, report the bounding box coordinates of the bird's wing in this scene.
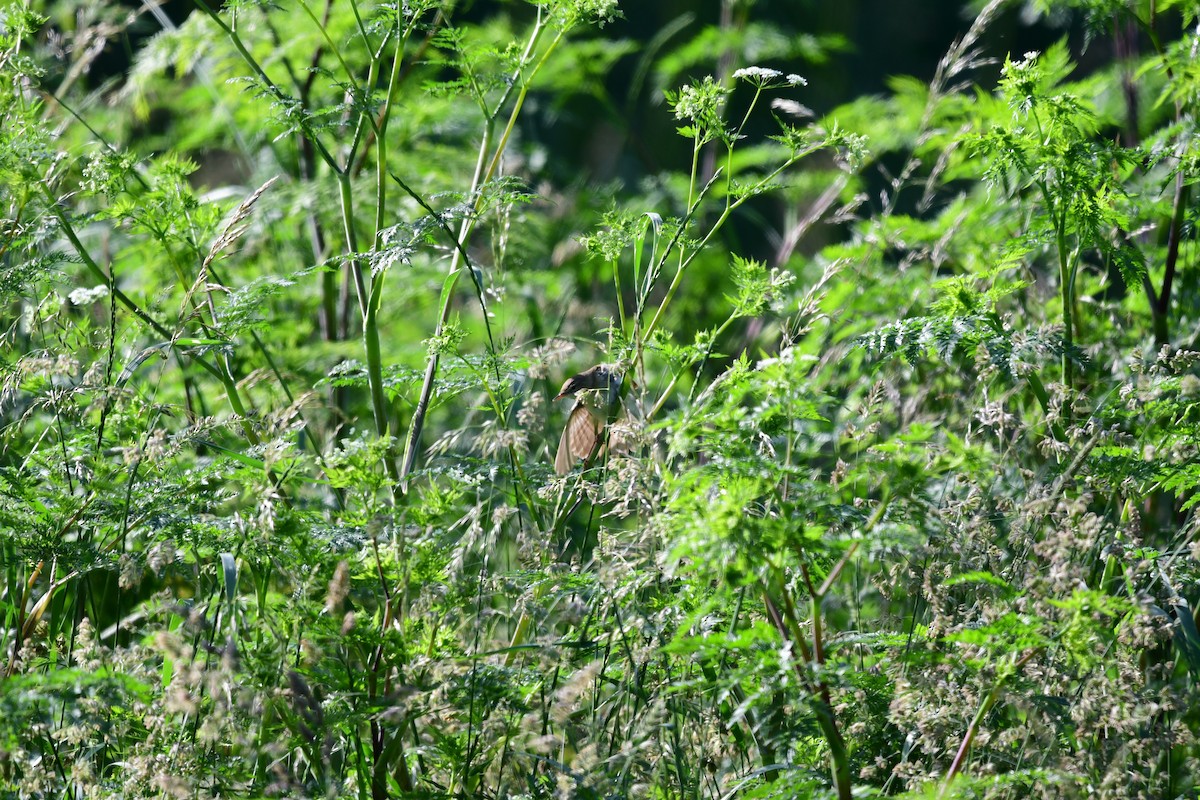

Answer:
[555,403,605,475]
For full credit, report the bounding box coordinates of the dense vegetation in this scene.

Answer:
[2,0,1200,797]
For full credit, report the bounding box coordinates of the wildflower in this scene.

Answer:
[733,67,808,88]
[733,66,782,84]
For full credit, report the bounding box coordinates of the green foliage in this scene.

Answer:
[2,0,1200,798]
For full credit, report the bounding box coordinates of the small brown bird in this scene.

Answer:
[553,365,622,475]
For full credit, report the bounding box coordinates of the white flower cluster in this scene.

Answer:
[732,67,807,87]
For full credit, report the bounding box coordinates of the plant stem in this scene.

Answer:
[941,649,1039,794]
[1156,168,1187,347]
[399,16,561,484]
[337,172,399,491]
[46,195,272,448]
[642,149,815,343]
[762,575,853,800]
[193,0,337,171]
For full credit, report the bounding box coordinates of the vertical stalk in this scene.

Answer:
[398,125,492,485]
[1155,171,1187,347]
[1057,224,1074,391]
[338,173,398,490]
[361,18,417,791]
[940,649,1038,795]
[1060,209,1080,393]
[399,16,562,483]
[1034,175,1075,394]
[766,580,853,800]
[46,197,273,446]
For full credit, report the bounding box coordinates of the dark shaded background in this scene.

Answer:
[96,1,1088,139]
[81,0,1123,273]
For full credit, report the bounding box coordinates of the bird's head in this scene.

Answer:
[554,365,621,403]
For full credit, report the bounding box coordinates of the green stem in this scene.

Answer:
[768,580,852,800]
[364,283,399,486]
[940,649,1039,795]
[374,18,409,247]
[1057,230,1075,391]
[49,184,272,451]
[338,167,399,491]
[399,15,561,483]
[297,0,360,96]
[642,148,815,342]
[612,257,627,334]
[193,0,338,170]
